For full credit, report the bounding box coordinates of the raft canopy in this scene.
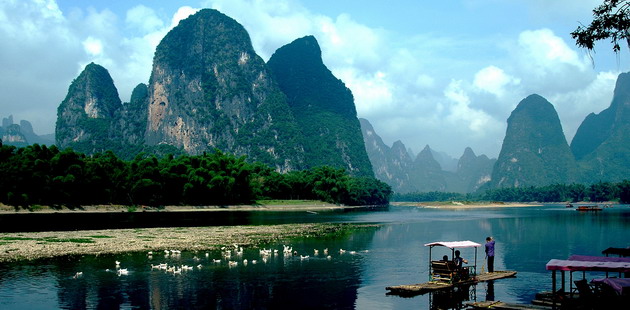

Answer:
[545,259,630,272]
[424,241,481,249]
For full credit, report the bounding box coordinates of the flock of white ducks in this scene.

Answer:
[73,245,368,278]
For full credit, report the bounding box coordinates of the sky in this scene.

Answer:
[1,0,628,159]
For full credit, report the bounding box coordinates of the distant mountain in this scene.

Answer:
[456,147,495,192]
[431,149,458,172]
[571,72,630,182]
[360,118,414,191]
[411,145,448,191]
[490,94,577,188]
[360,118,493,193]
[1,115,54,147]
[55,62,122,154]
[268,36,373,176]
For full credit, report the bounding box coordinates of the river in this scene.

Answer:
[1,204,628,309]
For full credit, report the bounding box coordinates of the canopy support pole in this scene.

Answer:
[428,246,433,281]
[552,270,557,310]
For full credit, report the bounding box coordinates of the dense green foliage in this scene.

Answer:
[393,191,473,202]
[0,140,391,208]
[572,0,630,53]
[393,181,630,203]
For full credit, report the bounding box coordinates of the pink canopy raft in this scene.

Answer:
[386,241,517,297]
[543,255,630,309]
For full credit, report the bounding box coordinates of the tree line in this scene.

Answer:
[0,141,392,208]
[393,181,630,204]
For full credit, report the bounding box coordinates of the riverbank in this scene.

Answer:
[391,201,544,208]
[0,223,376,263]
[0,200,351,214]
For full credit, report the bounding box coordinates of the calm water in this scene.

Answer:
[1,205,629,309]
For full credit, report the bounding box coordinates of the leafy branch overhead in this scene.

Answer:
[572,0,630,52]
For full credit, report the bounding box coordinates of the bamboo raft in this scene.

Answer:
[386,271,517,296]
[466,301,551,309]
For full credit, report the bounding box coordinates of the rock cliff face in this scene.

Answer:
[490,94,577,188]
[55,63,122,154]
[1,116,27,146]
[571,72,630,182]
[268,36,373,176]
[1,124,27,146]
[145,9,304,171]
[112,83,149,147]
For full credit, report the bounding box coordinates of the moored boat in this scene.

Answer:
[576,205,603,211]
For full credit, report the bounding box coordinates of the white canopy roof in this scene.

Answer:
[424,241,481,249]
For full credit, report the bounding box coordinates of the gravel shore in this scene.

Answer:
[0,223,374,263]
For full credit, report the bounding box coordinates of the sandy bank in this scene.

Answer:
[0,223,375,263]
[391,201,544,209]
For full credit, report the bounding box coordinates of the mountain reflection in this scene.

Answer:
[53,228,378,309]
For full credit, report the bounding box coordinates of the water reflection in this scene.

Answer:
[45,227,379,309]
[429,284,475,310]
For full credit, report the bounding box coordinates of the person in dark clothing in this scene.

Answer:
[453,250,469,280]
[453,250,468,268]
[485,236,495,273]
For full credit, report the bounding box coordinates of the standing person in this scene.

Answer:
[485,236,495,273]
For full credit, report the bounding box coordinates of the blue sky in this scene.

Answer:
[1,0,628,158]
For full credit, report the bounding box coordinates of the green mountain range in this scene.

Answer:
[49,8,630,191]
[55,9,370,175]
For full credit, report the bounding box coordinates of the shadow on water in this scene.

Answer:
[0,206,390,232]
[429,284,476,310]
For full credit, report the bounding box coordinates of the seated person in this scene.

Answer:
[453,250,470,280]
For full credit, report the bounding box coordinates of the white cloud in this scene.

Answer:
[126,5,164,33]
[82,36,103,56]
[510,28,593,94]
[0,0,623,161]
[415,74,435,89]
[0,0,82,133]
[444,80,500,136]
[170,6,199,28]
[473,65,520,98]
[550,71,618,142]
[337,69,393,115]
[518,29,588,70]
